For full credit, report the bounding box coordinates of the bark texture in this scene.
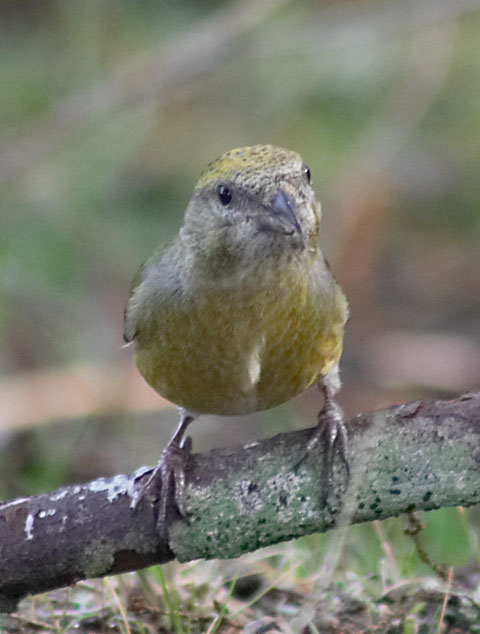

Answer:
[1,392,479,613]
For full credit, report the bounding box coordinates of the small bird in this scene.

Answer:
[124,145,349,532]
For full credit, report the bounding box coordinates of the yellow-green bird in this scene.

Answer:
[124,145,349,531]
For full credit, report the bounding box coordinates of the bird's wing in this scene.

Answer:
[308,252,349,330]
[123,244,183,344]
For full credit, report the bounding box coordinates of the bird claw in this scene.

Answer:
[295,399,350,508]
[131,435,193,538]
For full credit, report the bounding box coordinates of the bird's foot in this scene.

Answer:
[131,434,193,538]
[296,399,350,508]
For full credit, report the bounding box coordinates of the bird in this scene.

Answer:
[124,144,349,533]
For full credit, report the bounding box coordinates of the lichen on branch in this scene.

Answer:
[0,392,479,613]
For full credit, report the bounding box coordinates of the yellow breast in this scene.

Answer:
[134,256,347,416]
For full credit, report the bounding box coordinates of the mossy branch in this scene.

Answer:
[1,392,479,613]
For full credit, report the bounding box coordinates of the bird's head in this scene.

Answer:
[180,145,322,273]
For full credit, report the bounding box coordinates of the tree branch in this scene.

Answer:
[1,392,479,613]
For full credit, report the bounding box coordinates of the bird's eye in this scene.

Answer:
[217,184,233,206]
[303,164,311,184]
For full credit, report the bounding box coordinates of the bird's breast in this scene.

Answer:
[135,259,346,416]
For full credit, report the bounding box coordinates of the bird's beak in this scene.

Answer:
[258,189,303,238]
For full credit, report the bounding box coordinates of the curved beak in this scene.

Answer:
[258,189,303,239]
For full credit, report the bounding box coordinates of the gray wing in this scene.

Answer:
[308,251,349,327]
[123,244,184,344]
[308,253,339,301]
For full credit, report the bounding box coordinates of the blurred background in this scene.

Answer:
[1,0,480,628]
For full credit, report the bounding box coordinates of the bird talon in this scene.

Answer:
[131,412,194,538]
[156,437,192,536]
[295,381,350,509]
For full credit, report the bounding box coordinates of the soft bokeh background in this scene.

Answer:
[1,0,480,629]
